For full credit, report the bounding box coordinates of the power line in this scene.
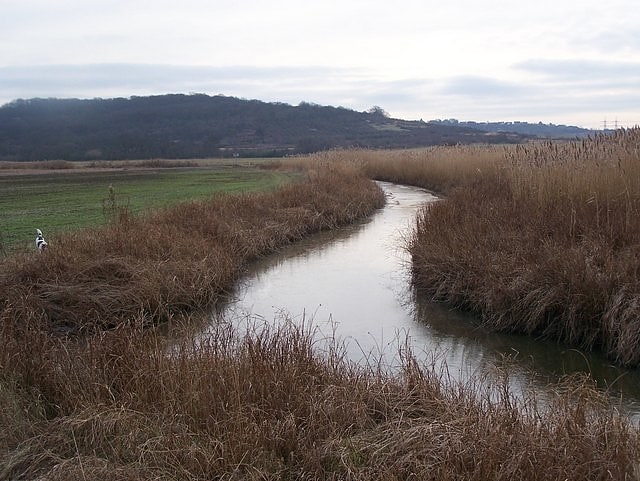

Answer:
[601,118,640,130]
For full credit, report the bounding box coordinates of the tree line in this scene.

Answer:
[0,94,524,161]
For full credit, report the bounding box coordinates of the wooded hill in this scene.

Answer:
[0,94,526,161]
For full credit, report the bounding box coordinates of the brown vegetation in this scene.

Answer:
[359,145,504,194]
[0,159,75,171]
[1,155,639,479]
[357,131,640,366]
[0,161,382,332]
[2,320,637,480]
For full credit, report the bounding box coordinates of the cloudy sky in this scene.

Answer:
[1,0,639,128]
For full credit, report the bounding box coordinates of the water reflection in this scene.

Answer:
[410,287,640,416]
[210,182,640,418]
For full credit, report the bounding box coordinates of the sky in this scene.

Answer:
[1,0,639,129]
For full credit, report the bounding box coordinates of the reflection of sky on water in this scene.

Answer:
[210,182,640,420]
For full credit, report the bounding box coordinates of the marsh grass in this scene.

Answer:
[126,158,200,168]
[0,159,210,171]
[1,319,637,480]
[0,165,295,251]
[0,162,384,331]
[0,160,74,170]
[358,145,504,194]
[351,131,640,366]
[1,154,639,479]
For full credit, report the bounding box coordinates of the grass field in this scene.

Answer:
[0,160,295,251]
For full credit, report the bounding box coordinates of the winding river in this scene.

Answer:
[211,182,640,418]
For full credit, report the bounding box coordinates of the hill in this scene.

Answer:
[0,95,525,161]
[428,119,594,138]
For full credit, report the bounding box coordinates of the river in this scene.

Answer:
[210,182,640,418]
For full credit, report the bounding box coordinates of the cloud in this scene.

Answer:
[1,62,638,128]
[0,64,429,117]
[569,24,640,56]
[0,64,346,103]
[516,59,640,85]
[439,76,533,98]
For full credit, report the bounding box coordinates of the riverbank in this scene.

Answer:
[3,320,637,480]
[356,131,640,367]
[0,158,295,253]
[0,162,383,331]
[1,158,639,479]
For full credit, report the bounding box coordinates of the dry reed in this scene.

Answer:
[1,319,637,480]
[354,131,640,366]
[2,154,639,479]
[0,161,383,332]
[0,160,75,170]
[358,145,504,194]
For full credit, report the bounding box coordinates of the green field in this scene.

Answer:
[0,163,296,251]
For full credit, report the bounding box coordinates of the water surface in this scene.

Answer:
[212,182,640,417]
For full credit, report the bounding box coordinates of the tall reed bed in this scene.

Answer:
[0,159,75,170]
[358,145,504,194]
[0,161,384,332]
[1,154,638,479]
[1,319,637,480]
[356,131,640,366]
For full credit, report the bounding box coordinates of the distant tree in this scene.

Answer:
[367,106,389,118]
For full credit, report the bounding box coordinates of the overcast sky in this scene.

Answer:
[1,0,639,128]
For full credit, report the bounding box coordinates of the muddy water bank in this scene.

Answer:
[211,182,640,418]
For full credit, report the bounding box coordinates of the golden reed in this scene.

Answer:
[356,130,640,367]
[1,158,638,480]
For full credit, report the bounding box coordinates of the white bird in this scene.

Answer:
[35,228,48,252]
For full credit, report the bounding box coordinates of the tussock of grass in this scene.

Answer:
[355,130,640,366]
[0,162,383,331]
[1,321,637,480]
[2,155,639,479]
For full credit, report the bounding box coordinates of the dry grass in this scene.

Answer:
[1,319,637,480]
[1,153,639,479]
[358,145,504,194]
[0,158,271,174]
[351,131,640,366]
[0,159,74,170]
[0,161,383,332]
